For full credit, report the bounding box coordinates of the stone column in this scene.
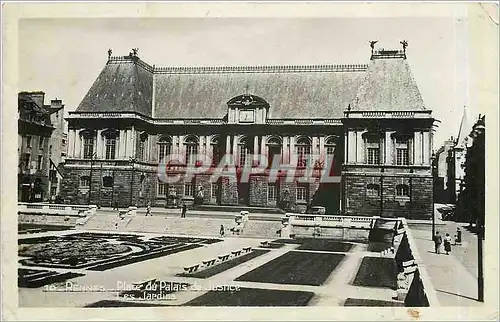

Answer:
[68,129,75,158]
[347,130,355,164]
[289,136,296,164]
[319,136,325,162]
[118,130,126,159]
[232,135,238,164]
[385,131,393,165]
[199,136,205,157]
[423,131,430,165]
[205,136,211,160]
[355,131,363,164]
[414,131,422,165]
[75,132,82,158]
[253,136,259,163]
[126,129,134,158]
[225,135,231,155]
[178,135,185,163]
[96,130,103,158]
[282,136,290,164]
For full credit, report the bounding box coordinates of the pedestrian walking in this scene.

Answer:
[220,224,225,238]
[433,231,443,254]
[146,203,151,216]
[113,201,119,210]
[455,227,462,245]
[444,233,452,255]
[181,203,187,218]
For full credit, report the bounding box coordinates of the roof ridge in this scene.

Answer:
[106,56,368,74]
[153,64,368,74]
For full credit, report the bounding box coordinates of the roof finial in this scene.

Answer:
[108,48,112,59]
[400,40,408,54]
[369,40,378,54]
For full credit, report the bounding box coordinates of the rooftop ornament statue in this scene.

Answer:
[369,40,378,54]
[132,48,139,56]
[400,40,408,53]
[108,48,112,59]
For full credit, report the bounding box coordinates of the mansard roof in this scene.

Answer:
[350,50,426,112]
[76,48,427,119]
[76,57,153,116]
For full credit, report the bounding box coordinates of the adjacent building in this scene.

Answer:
[18,92,67,202]
[61,44,435,218]
[432,108,471,205]
[455,114,485,224]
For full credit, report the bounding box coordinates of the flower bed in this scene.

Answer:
[184,287,315,306]
[296,240,353,252]
[235,251,345,286]
[352,257,398,289]
[18,268,85,288]
[343,298,404,307]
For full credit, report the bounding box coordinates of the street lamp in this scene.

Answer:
[470,118,485,302]
[88,151,97,205]
[129,156,136,207]
[430,153,437,238]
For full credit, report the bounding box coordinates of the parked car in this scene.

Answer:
[308,206,326,215]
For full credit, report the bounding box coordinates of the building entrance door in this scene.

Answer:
[237,182,250,205]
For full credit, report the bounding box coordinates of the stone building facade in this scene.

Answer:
[18,92,64,202]
[61,45,435,218]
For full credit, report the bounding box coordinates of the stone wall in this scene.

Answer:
[343,169,433,219]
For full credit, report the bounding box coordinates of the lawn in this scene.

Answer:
[18,224,73,234]
[18,268,85,288]
[177,249,270,279]
[235,251,345,286]
[184,287,315,306]
[352,257,398,289]
[85,300,171,307]
[343,298,404,307]
[296,240,353,252]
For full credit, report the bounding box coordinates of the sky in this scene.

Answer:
[18,14,487,148]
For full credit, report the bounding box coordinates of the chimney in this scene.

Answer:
[51,99,63,108]
[26,91,45,108]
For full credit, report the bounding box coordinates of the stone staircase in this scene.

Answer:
[80,212,284,238]
[239,220,283,238]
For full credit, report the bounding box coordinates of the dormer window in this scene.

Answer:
[227,93,269,124]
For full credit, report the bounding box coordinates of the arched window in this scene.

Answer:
[396,184,410,197]
[364,133,382,165]
[296,137,311,167]
[366,183,380,197]
[157,135,172,162]
[267,136,282,166]
[238,137,251,166]
[80,176,90,187]
[211,136,221,165]
[325,136,337,156]
[102,176,114,188]
[184,136,198,165]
